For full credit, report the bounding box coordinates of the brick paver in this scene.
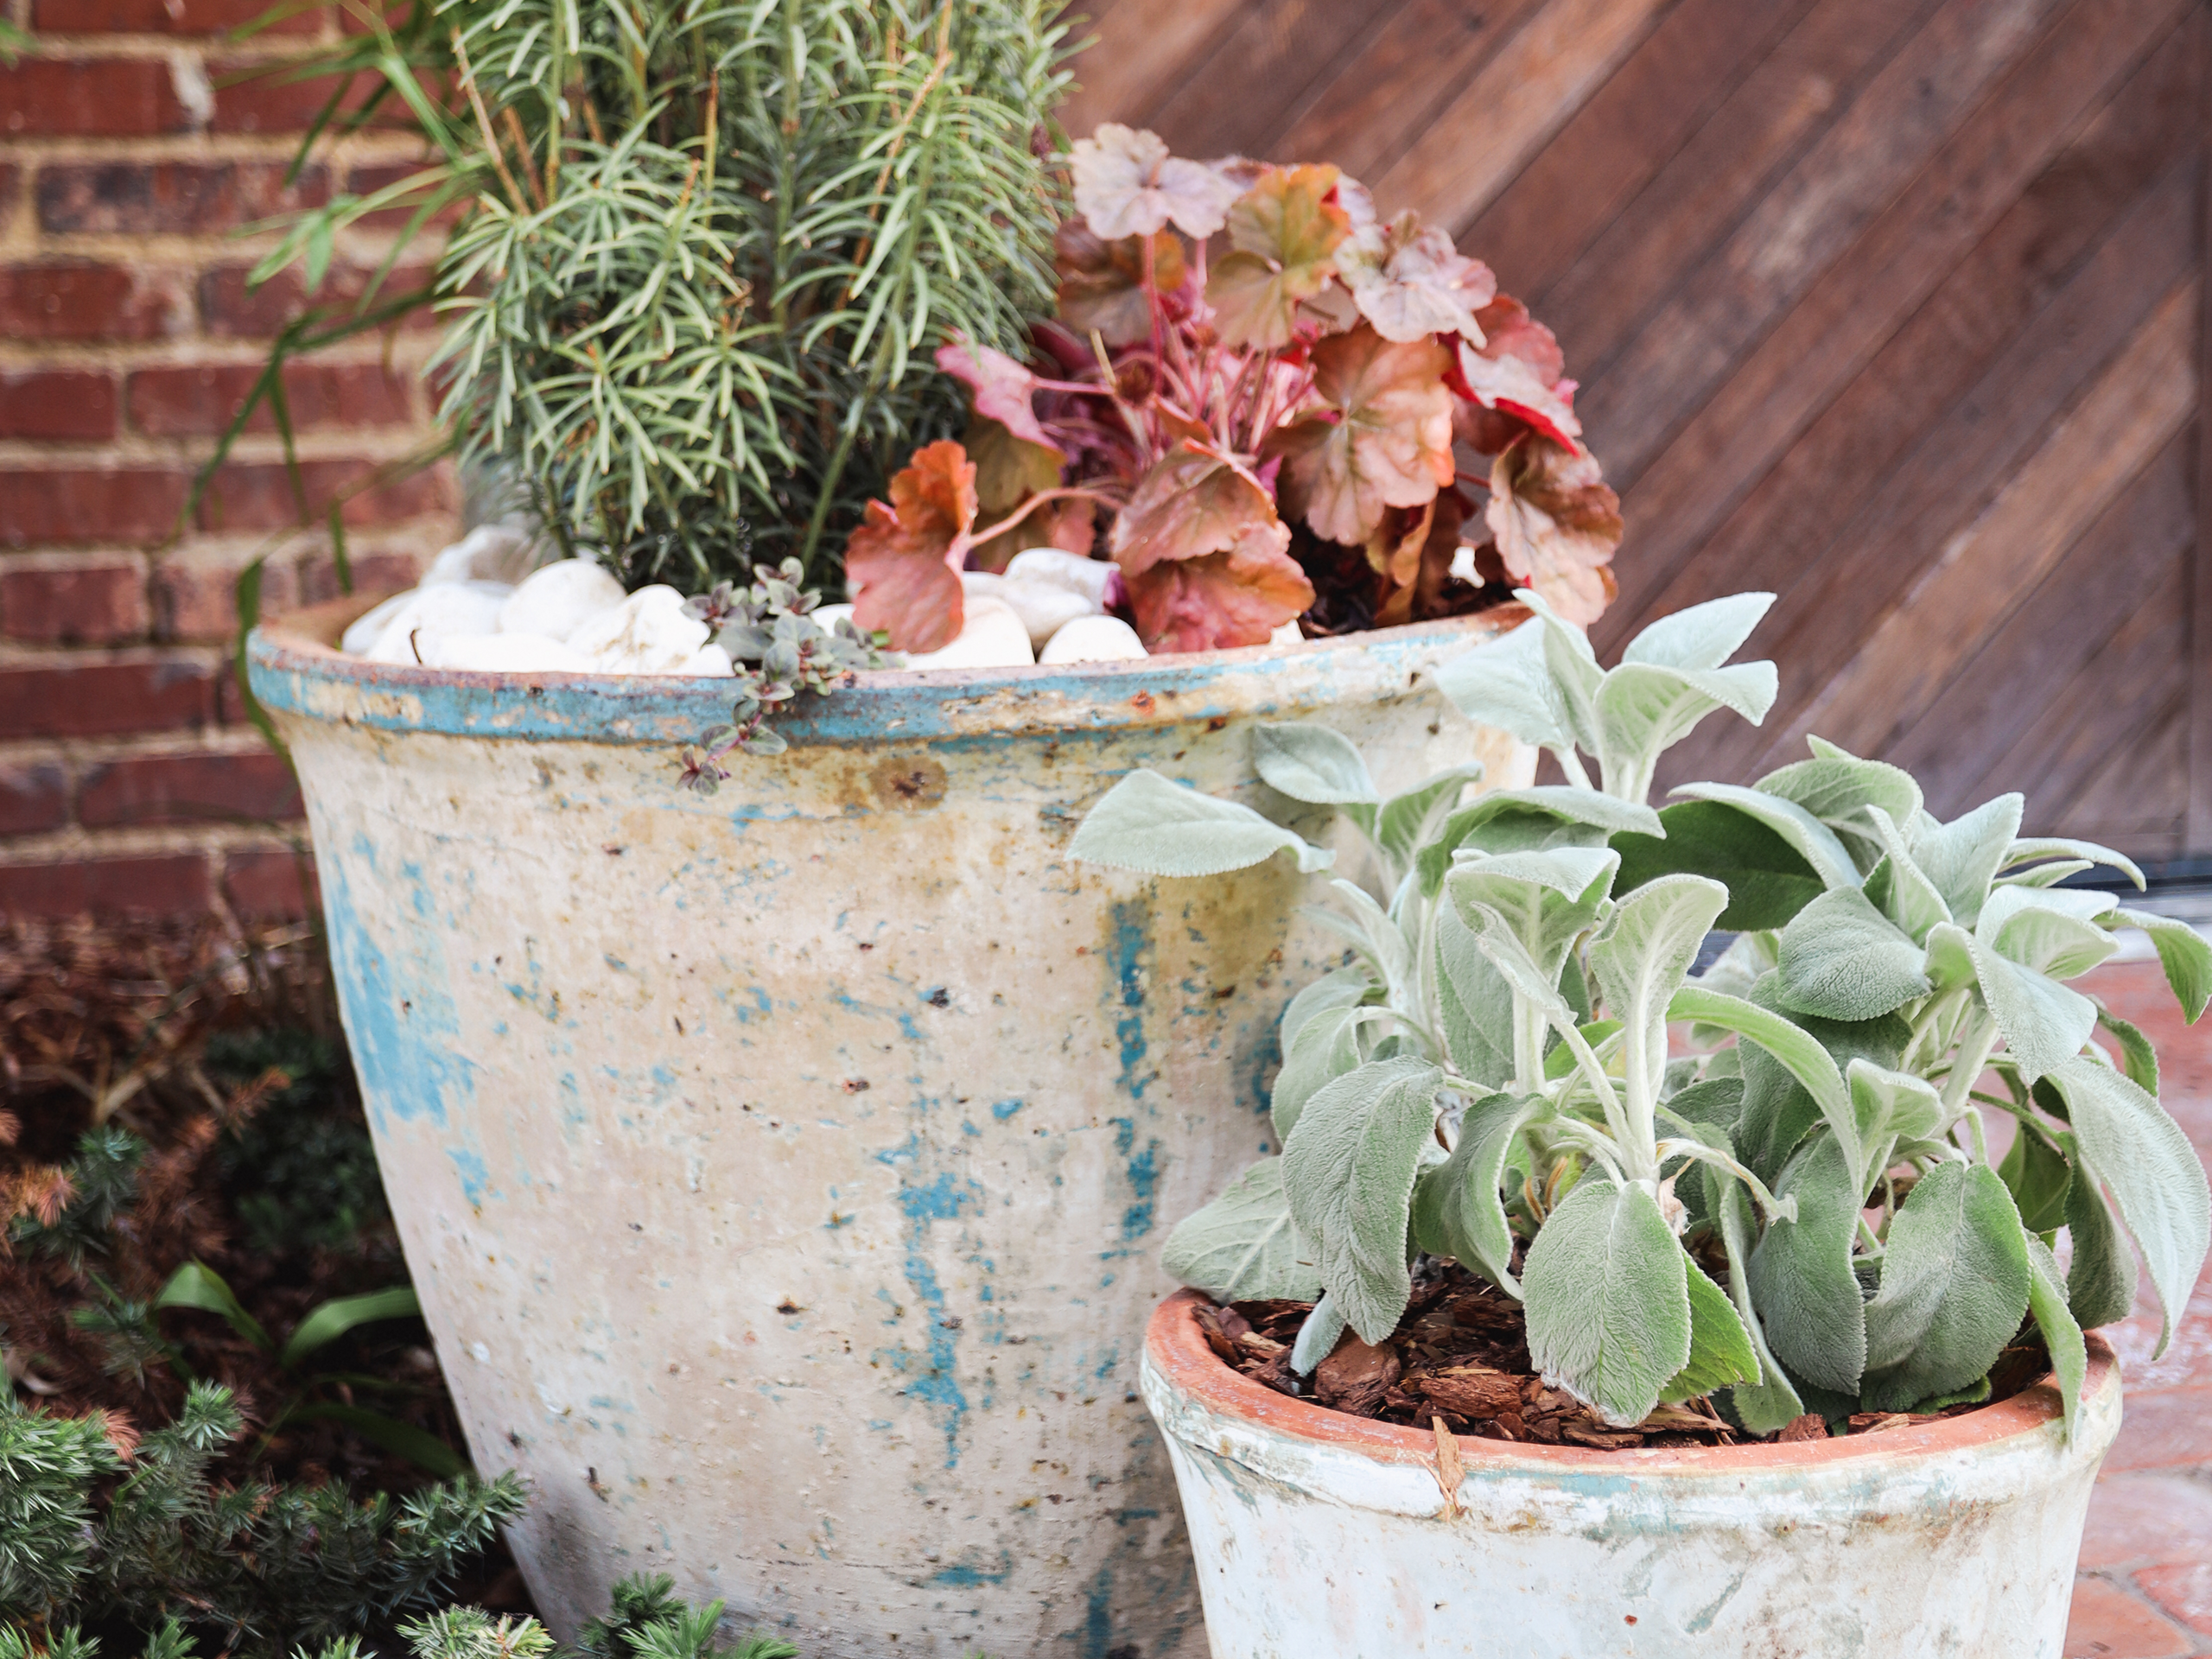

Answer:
[2066,961,2212,1657]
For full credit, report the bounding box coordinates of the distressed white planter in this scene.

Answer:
[1142,1292,2122,1658]
[248,602,1531,1656]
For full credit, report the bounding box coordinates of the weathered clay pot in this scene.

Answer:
[1142,1291,2121,1657]
[248,601,1530,1656]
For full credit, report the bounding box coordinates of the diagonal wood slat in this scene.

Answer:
[1060,0,2212,861]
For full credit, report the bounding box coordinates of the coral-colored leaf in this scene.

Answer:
[1111,442,1310,652]
[1472,295,1564,384]
[1268,325,1454,543]
[1126,543,1315,653]
[1338,209,1497,344]
[1484,435,1622,626]
[1071,124,1241,239]
[847,439,978,652]
[1110,442,1287,578]
[964,415,1065,518]
[1364,498,1435,586]
[1207,163,1351,350]
[938,335,1060,454]
[1055,220,1187,347]
[1453,339,1581,449]
[971,493,1095,574]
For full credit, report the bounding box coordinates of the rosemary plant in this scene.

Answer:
[240,0,1074,589]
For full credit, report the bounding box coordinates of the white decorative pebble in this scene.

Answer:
[360,582,515,664]
[341,591,415,657]
[1269,619,1306,646]
[419,631,591,673]
[499,558,626,641]
[423,524,537,586]
[899,595,1034,671]
[811,603,857,634]
[567,585,711,673]
[1038,613,1146,664]
[669,643,736,677]
[1003,547,1120,607]
[963,571,1098,651]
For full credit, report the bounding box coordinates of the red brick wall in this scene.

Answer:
[0,0,455,919]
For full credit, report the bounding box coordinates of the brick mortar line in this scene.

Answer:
[0,821,307,862]
[0,428,445,464]
[1,728,288,761]
[0,519,449,556]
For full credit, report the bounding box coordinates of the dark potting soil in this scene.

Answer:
[1198,1259,2051,1449]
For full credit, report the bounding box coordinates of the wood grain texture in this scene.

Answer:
[1767,279,2198,763]
[2190,12,2212,847]
[1064,0,2212,856]
[1368,0,1671,226]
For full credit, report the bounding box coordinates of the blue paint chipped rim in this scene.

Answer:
[248,593,1523,748]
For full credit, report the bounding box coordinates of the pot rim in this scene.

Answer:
[1145,1288,2117,1474]
[247,592,1525,747]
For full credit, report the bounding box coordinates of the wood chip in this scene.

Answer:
[1847,1412,1916,1435]
[1413,1364,1522,1419]
[1315,1333,1402,1415]
[1777,1413,1828,1444]
[1561,1419,1644,1450]
[1430,1415,1465,1518]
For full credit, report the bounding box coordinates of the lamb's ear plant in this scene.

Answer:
[1073,589,2212,1440]
[1627,736,2212,1436]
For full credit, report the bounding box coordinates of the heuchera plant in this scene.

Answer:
[844,124,1621,656]
[1070,592,2212,1436]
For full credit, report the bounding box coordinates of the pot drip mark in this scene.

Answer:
[1109,900,1154,1102]
[322,833,474,1135]
[871,1132,983,1468]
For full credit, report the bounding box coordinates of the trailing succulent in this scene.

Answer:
[1071,592,2212,1435]
[848,124,1618,656]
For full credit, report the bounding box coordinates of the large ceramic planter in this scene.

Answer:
[248,601,1530,1656]
[1142,1291,2121,1657]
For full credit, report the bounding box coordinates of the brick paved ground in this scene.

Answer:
[2064,958,2212,1657]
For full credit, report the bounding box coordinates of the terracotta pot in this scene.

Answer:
[1141,1290,2121,1657]
[246,600,1531,1656]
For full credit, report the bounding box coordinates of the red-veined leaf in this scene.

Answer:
[1126,545,1314,652]
[1267,325,1454,543]
[1485,435,1622,626]
[1055,220,1187,347]
[1071,124,1241,239]
[1207,163,1351,351]
[938,335,1060,454]
[1338,209,1497,344]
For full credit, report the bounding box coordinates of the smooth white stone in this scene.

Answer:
[811,603,857,633]
[423,524,537,586]
[1002,547,1120,607]
[341,591,413,656]
[567,585,711,673]
[668,644,736,677]
[1037,613,1146,664]
[499,559,626,641]
[1269,619,1306,646]
[899,595,1035,671]
[419,631,592,673]
[962,570,1098,651]
[359,582,515,664]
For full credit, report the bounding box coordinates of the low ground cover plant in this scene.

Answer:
[1073,591,2212,1438]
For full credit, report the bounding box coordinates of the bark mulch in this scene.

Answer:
[1198,1258,2048,1449]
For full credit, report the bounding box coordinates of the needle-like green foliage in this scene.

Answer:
[238,0,1074,592]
